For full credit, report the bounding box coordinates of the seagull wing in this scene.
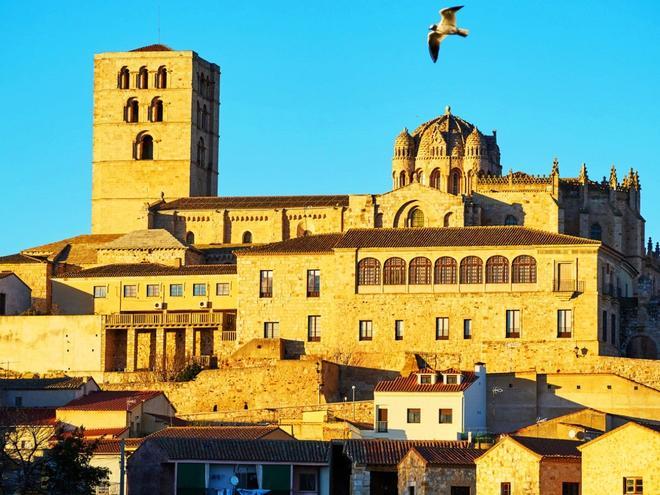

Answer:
[428,32,445,63]
[440,5,463,28]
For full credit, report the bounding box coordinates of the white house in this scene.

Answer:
[0,376,99,408]
[0,272,31,315]
[368,363,487,440]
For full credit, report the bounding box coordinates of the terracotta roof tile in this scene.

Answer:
[407,446,482,466]
[0,408,57,426]
[100,230,185,250]
[0,253,43,264]
[58,263,236,279]
[149,425,291,441]
[374,370,477,393]
[145,438,330,463]
[342,439,470,465]
[155,195,350,211]
[0,377,90,390]
[83,427,129,438]
[130,44,173,52]
[239,234,343,256]
[92,438,143,454]
[59,391,164,411]
[335,226,600,249]
[0,272,16,280]
[510,436,582,458]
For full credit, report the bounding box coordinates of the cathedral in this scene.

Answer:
[1,44,659,375]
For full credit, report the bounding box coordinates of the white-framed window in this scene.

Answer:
[93,286,107,298]
[395,320,404,340]
[123,285,137,298]
[192,283,206,296]
[557,309,573,337]
[146,284,160,297]
[436,317,449,340]
[170,284,184,297]
[506,310,521,338]
[264,322,279,339]
[216,283,230,296]
[359,320,373,341]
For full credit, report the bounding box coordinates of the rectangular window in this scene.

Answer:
[445,374,458,384]
[216,283,230,296]
[192,283,206,296]
[307,315,320,342]
[307,269,320,297]
[377,408,388,432]
[439,408,453,424]
[123,285,137,298]
[624,478,643,494]
[359,320,373,341]
[500,483,511,495]
[506,310,521,338]
[420,375,432,384]
[407,408,421,424]
[264,321,279,339]
[562,482,580,495]
[260,270,273,298]
[436,317,449,340]
[557,309,572,338]
[611,313,616,344]
[602,310,608,341]
[463,319,472,339]
[146,284,160,297]
[169,284,183,297]
[93,286,107,298]
[395,320,404,340]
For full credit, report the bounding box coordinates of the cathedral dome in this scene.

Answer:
[411,106,474,158]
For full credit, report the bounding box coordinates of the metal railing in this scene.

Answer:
[103,312,224,328]
[552,279,585,293]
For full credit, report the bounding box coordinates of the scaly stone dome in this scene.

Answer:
[411,106,474,158]
[466,126,484,147]
[393,128,415,159]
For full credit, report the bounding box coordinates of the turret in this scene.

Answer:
[392,128,415,188]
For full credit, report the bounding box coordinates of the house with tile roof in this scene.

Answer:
[475,435,582,495]
[0,272,31,315]
[0,376,99,408]
[366,364,486,441]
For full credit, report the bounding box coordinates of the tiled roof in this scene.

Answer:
[92,438,143,454]
[145,413,188,426]
[59,391,164,411]
[149,425,291,441]
[58,263,236,279]
[155,195,350,211]
[335,227,600,249]
[130,44,173,52]
[146,438,330,463]
[374,370,477,393]
[342,439,470,465]
[0,377,89,390]
[0,408,57,426]
[407,446,482,466]
[83,427,129,438]
[0,253,43,264]
[239,234,343,256]
[510,436,582,458]
[0,272,16,280]
[100,230,185,250]
[20,234,122,266]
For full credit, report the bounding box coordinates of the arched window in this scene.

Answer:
[197,138,206,167]
[505,215,518,226]
[185,232,195,244]
[399,171,407,187]
[118,66,130,89]
[150,97,163,122]
[430,169,441,189]
[449,169,461,195]
[486,256,509,283]
[125,98,139,123]
[512,255,537,283]
[242,231,253,243]
[417,171,425,185]
[408,208,424,228]
[460,256,483,284]
[409,257,432,285]
[590,223,602,240]
[197,102,202,128]
[137,66,149,89]
[434,257,457,284]
[358,258,381,286]
[156,66,167,89]
[443,212,452,228]
[202,105,208,131]
[137,134,153,160]
[383,257,406,285]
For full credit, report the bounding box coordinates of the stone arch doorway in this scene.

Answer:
[626,335,658,359]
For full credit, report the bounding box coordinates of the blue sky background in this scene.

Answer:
[0,0,658,255]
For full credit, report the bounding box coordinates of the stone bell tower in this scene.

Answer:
[91,44,220,234]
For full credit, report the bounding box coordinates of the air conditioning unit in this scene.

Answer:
[199,301,211,309]
[154,302,167,310]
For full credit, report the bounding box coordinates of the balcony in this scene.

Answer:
[553,279,585,293]
[221,330,236,341]
[103,312,224,328]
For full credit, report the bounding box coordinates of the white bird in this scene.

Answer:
[428,5,469,63]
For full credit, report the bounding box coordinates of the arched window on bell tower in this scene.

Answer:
[118,66,130,89]
[150,97,163,122]
[156,66,167,89]
[430,169,441,189]
[125,98,139,123]
[136,133,154,160]
[197,138,206,167]
[449,169,462,195]
[137,66,149,89]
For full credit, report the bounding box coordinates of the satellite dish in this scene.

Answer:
[568,429,577,439]
[230,476,239,486]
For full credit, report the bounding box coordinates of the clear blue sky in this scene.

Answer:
[0,1,658,255]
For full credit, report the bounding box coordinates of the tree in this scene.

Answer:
[43,428,109,495]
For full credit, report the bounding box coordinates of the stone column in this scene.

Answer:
[185,326,195,361]
[125,327,136,372]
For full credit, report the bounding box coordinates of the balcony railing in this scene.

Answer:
[376,421,388,433]
[221,330,236,341]
[553,279,585,293]
[103,312,224,328]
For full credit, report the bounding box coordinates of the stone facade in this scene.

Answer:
[397,449,475,495]
[578,422,659,495]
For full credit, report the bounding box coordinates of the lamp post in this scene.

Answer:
[351,385,356,420]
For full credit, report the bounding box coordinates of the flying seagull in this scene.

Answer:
[428,6,469,63]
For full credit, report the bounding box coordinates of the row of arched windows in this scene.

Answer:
[124,97,164,123]
[118,66,167,90]
[198,72,214,99]
[196,102,211,131]
[394,168,463,195]
[357,255,537,286]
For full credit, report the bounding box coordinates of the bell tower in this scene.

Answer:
[91,44,220,234]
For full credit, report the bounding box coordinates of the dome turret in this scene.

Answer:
[465,127,486,157]
[393,128,415,159]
